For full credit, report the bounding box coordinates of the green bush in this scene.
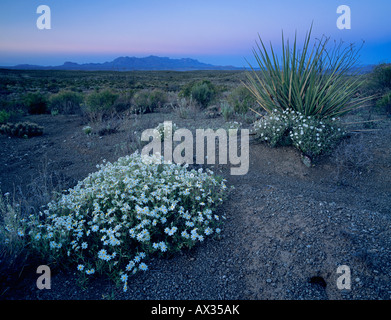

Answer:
[369,63,391,92]
[49,91,83,115]
[112,90,135,113]
[227,86,256,115]
[376,91,391,114]
[15,152,228,291]
[0,121,44,138]
[253,110,346,159]
[149,89,167,109]
[132,89,167,114]
[23,93,48,115]
[220,101,234,121]
[245,25,370,118]
[0,192,30,286]
[85,89,119,121]
[0,110,11,124]
[191,82,215,108]
[179,80,217,109]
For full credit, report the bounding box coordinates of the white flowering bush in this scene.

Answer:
[82,125,92,135]
[253,112,291,147]
[20,152,228,291]
[253,110,347,158]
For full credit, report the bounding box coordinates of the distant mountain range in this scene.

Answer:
[1,55,243,71]
[1,56,376,73]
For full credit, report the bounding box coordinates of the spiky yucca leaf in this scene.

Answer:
[245,25,371,118]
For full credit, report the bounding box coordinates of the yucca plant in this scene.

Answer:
[245,25,371,118]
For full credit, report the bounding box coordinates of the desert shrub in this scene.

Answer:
[253,110,346,159]
[0,82,10,95]
[0,192,31,291]
[15,152,228,291]
[171,97,199,119]
[179,80,217,109]
[220,101,234,121]
[227,86,256,115]
[97,119,121,136]
[0,122,44,138]
[332,135,374,181]
[178,81,197,98]
[369,63,391,92]
[0,110,11,124]
[82,126,92,135]
[23,93,48,115]
[376,91,391,115]
[46,82,60,93]
[245,25,370,118]
[289,114,347,158]
[84,89,119,122]
[253,112,292,147]
[112,90,135,113]
[132,89,167,114]
[49,90,83,115]
[190,82,216,108]
[132,90,150,113]
[149,89,167,109]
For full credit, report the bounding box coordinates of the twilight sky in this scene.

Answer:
[0,0,390,67]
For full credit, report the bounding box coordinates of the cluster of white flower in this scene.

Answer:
[253,110,292,146]
[253,109,346,157]
[25,151,228,292]
[82,126,92,135]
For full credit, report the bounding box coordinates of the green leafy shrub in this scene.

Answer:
[17,152,228,291]
[253,110,346,159]
[49,91,83,115]
[0,192,31,288]
[245,25,370,118]
[0,122,44,138]
[227,86,256,115]
[85,89,119,122]
[220,101,234,121]
[0,110,11,124]
[97,119,121,136]
[180,80,217,109]
[82,126,92,135]
[369,63,391,92]
[191,82,216,108]
[23,93,48,115]
[132,89,167,114]
[149,89,167,109]
[376,91,391,115]
[112,90,135,113]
